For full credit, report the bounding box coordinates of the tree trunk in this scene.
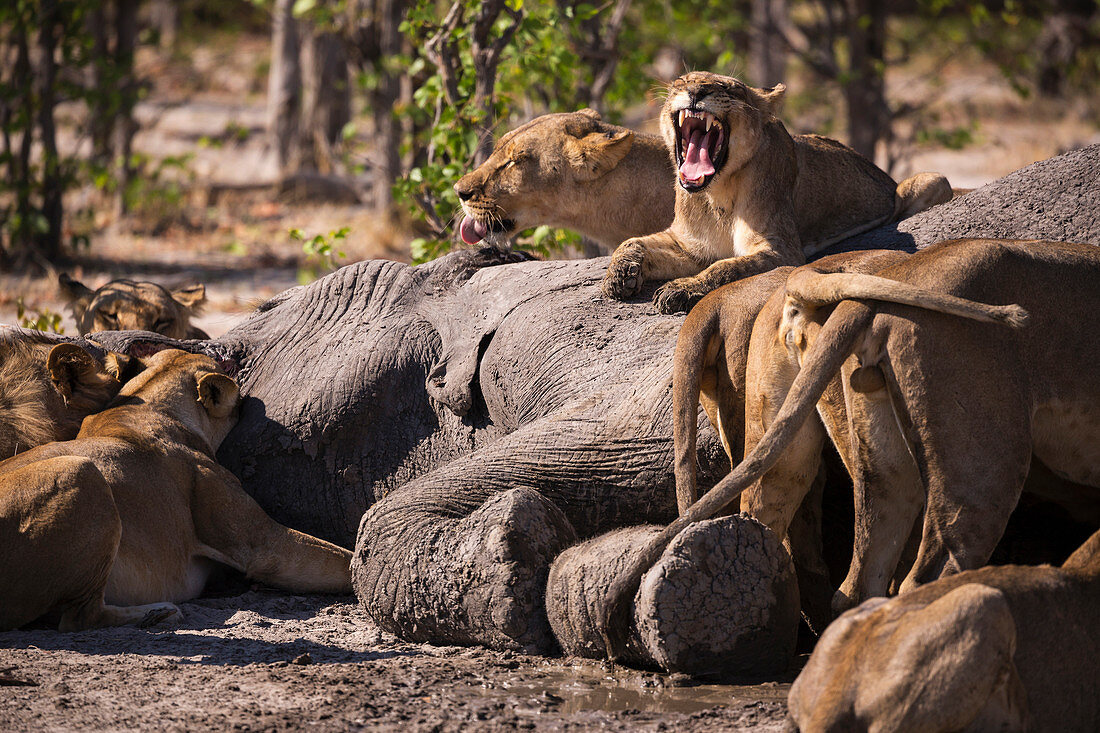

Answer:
[843,0,889,162]
[296,30,350,174]
[34,0,62,263]
[367,0,407,212]
[267,0,301,176]
[113,0,139,215]
[749,0,789,87]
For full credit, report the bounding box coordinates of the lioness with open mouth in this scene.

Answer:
[602,71,951,314]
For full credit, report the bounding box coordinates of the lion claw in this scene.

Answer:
[603,260,644,300]
[653,282,704,314]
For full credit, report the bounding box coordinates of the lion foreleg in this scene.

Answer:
[654,247,800,315]
[190,464,352,594]
[602,231,698,300]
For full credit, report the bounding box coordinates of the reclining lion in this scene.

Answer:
[788,527,1100,732]
[453,109,675,253]
[601,71,951,314]
[59,273,210,339]
[0,336,137,460]
[0,348,351,631]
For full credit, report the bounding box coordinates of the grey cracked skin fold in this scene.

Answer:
[16,143,1100,659]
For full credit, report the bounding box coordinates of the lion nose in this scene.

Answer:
[454,181,474,201]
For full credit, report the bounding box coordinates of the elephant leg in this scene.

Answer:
[546,515,799,676]
[353,464,579,652]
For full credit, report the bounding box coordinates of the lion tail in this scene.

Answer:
[671,300,723,515]
[597,298,874,661]
[785,270,1030,328]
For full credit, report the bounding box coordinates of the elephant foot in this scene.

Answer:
[353,487,577,654]
[546,516,800,677]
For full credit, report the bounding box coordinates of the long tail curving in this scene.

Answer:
[784,270,1029,328]
[597,267,1030,661]
[671,302,722,515]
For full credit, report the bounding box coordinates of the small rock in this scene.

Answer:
[291,653,313,665]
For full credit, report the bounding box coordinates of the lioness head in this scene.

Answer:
[59,274,208,339]
[0,338,138,459]
[660,71,786,193]
[453,109,634,245]
[118,349,241,450]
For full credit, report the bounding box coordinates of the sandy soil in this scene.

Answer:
[0,590,791,731]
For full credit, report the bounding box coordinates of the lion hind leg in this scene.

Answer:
[60,595,181,631]
[894,172,952,220]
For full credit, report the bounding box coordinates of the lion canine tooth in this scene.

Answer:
[705,115,713,132]
[678,110,686,127]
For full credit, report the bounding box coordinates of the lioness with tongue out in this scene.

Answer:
[602,71,951,314]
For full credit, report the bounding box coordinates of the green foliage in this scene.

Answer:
[291,225,348,282]
[15,297,64,334]
[117,153,197,232]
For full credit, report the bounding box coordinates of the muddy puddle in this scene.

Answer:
[475,660,791,716]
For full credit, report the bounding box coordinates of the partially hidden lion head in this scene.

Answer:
[660,71,786,193]
[113,348,241,450]
[59,274,209,340]
[0,338,138,459]
[453,109,634,245]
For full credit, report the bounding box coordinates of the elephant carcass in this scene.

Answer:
[66,142,1100,661]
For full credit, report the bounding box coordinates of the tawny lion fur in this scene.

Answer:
[0,348,350,631]
[453,109,675,252]
[597,238,1057,660]
[601,71,951,314]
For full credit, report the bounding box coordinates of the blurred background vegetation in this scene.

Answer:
[1,0,1098,331]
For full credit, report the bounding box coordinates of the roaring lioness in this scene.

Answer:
[0,336,137,460]
[789,528,1100,732]
[453,109,675,252]
[602,71,951,314]
[598,238,1042,659]
[0,348,351,631]
[59,273,210,339]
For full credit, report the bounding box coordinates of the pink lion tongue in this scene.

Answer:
[459,215,489,245]
[680,128,715,183]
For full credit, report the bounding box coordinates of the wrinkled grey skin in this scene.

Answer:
[547,516,799,676]
[25,142,1100,659]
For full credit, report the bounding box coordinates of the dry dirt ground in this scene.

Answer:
[0,590,791,731]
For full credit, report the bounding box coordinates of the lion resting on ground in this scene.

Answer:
[453,109,675,253]
[598,238,1045,658]
[789,528,1100,732]
[0,337,136,460]
[0,348,350,631]
[601,71,951,314]
[59,273,210,339]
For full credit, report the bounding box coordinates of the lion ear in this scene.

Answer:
[564,129,634,181]
[47,343,102,404]
[196,372,240,419]
[103,351,143,382]
[58,273,94,319]
[172,283,206,311]
[577,107,602,121]
[756,83,787,115]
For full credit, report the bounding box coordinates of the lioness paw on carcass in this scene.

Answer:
[0,348,351,631]
[601,71,952,313]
